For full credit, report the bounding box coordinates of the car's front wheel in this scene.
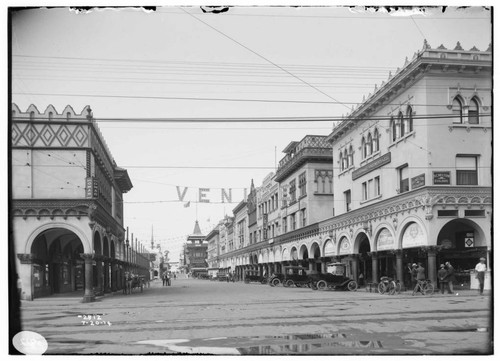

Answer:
[347,280,358,291]
[317,280,328,290]
[271,278,280,287]
[285,280,295,288]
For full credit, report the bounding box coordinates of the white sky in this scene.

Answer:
[8,4,492,262]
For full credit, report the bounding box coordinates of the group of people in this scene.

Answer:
[406,257,487,295]
[162,271,176,286]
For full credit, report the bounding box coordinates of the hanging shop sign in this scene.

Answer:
[433,171,451,185]
[176,186,248,204]
[464,232,475,248]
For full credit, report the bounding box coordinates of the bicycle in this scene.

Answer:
[412,279,434,296]
[377,276,401,295]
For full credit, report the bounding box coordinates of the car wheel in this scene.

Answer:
[347,280,358,291]
[271,278,280,287]
[285,280,294,288]
[317,280,327,290]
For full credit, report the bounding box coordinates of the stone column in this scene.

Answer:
[17,254,35,301]
[111,260,117,292]
[368,252,378,283]
[351,255,359,282]
[425,246,438,288]
[394,249,404,285]
[104,257,112,293]
[80,253,95,303]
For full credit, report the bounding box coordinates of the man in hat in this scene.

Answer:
[445,261,457,295]
[437,264,448,294]
[410,263,418,290]
[475,257,487,295]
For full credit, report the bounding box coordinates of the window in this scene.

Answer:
[66,112,71,120]
[368,179,373,199]
[374,176,380,196]
[348,145,354,166]
[48,112,53,121]
[344,149,349,168]
[302,209,307,227]
[399,112,405,137]
[299,172,307,197]
[289,179,296,202]
[344,190,351,212]
[456,156,478,185]
[438,210,458,217]
[291,213,296,230]
[406,106,414,132]
[339,152,344,171]
[464,210,485,217]
[283,217,288,233]
[30,111,35,121]
[391,117,397,142]
[361,137,366,158]
[398,165,409,193]
[372,129,379,153]
[362,182,367,201]
[366,133,373,157]
[468,98,479,124]
[452,97,463,123]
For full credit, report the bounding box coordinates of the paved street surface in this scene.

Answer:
[19,276,492,355]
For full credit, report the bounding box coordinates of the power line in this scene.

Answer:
[179,7,351,110]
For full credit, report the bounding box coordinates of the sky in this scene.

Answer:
[8,4,493,262]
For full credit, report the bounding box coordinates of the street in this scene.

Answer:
[19,276,492,355]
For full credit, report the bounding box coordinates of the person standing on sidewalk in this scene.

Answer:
[445,262,457,295]
[475,257,487,295]
[437,264,448,294]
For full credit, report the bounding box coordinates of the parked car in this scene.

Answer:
[280,266,315,288]
[311,263,358,291]
[244,270,267,284]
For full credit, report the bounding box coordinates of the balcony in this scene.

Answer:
[275,136,332,182]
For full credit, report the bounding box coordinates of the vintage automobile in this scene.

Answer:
[268,272,285,287]
[244,270,267,284]
[312,263,358,291]
[280,266,315,288]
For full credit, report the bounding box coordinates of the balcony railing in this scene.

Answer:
[276,147,332,182]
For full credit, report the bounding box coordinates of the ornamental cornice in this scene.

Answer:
[17,253,35,264]
[320,186,491,232]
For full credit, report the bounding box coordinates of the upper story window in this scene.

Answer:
[289,179,296,202]
[298,172,307,197]
[452,96,464,124]
[291,213,296,231]
[361,137,366,158]
[30,111,35,121]
[406,106,414,132]
[372,129,379,153]
[344,190,351,212]
[66,112,71,120]
[315,170,333,193]
[468,97,480,124]
[399,111,406,137]
[302,209,307,227]
[391,117,397,142]
[398,164,409,193]
[348,145,354,165]
[48,112,54,121]
[456,155,478,185]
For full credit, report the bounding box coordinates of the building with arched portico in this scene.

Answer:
[325,41,492,290]
[11,104,139,302]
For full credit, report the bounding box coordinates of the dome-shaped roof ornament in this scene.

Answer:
[486,43,492,52]
[469,46,480,51]
[404,56,409,65]
[454,41,463,50]
[423,39,430,50]
[437,44,447,50]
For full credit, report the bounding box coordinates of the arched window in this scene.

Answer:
[399,112,405,137]
[391,117,397,142]
[468,97,479,124]
[344,149,349,168]
[406,106,414,132]
[66,112,71,120]
[373,128,379,152]
[339,152,344,171]
[48,112,53,121]
[348,145,354,166]
[452,97,463,123]
[30,111,35,121]
[366,133,373,156]
[361,137,366,158]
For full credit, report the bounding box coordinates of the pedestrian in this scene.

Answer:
[475,257,487,295]
[411,263,418,290]
[358,272,364,287]
[437,264,448,294]
[162,273,166,286]
[445,261,457,295]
